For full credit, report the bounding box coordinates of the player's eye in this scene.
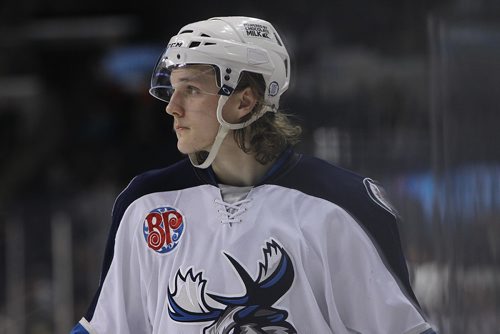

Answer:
[167,87,176,97]
[185,85,201,95]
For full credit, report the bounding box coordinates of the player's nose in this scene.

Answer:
[165,93,184,117]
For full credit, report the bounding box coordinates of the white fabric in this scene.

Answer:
[86,184,432,334]
[218,184,252,203]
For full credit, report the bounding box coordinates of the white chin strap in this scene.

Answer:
[188,94,272,169]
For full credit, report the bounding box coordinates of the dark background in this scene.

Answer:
[1,0,500,333]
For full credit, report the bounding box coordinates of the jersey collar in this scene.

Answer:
[193,147,301,187]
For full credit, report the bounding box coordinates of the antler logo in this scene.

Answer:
[168,239,297,333]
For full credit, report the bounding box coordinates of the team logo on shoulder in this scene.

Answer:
[168,239,297,333]
[143,207,185,254]
[364,178,398,217]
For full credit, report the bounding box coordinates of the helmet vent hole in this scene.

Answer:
[189,41,201,48]
[200,33,211,37]
[284,59,289,77]
[204,42,216,46]
[180,30,193,34]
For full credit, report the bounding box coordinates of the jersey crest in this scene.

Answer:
[168,239,297,333]
[143,206,185,253]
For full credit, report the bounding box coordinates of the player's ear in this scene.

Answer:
[235,87,258,119]
[223,87,257,122]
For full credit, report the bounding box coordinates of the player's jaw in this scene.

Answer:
[173,118,219,154]
[168,96,221,155]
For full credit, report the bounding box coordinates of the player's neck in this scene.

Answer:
[211,137,273,187]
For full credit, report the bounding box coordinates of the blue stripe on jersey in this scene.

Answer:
[421,328,437,334]
[70,323,89,334]
[421,329,438,334]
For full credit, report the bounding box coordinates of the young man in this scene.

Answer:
[71,17,436,334]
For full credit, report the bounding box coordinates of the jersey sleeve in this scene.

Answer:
[71,201,151,334]
[301,206,436,334]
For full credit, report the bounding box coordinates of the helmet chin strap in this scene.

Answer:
[188,95,230,169]
[188,93,273,169]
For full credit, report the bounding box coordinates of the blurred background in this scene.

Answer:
[1,0,499,333]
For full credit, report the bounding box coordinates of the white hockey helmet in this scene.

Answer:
[149,16,290,168]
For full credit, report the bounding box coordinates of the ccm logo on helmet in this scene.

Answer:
[167,42,183,48]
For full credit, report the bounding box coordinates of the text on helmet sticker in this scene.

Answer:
[244,23,271,39]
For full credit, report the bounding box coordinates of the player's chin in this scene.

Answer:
[177,141,198,155]
[176,145,190,155]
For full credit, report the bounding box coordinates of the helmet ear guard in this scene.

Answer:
[150,17,290,168]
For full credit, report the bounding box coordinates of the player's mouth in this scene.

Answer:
[174,124,189,132]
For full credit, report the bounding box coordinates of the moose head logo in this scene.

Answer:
[168,239,297,334]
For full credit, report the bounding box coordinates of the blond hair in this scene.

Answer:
[195,69,301,165]
[233,72,301,164]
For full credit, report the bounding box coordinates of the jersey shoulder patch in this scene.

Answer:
[363,178,398,218]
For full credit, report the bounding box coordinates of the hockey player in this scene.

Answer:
[71,16,437,333]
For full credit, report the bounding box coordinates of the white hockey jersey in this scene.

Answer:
[71,149,436,334]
